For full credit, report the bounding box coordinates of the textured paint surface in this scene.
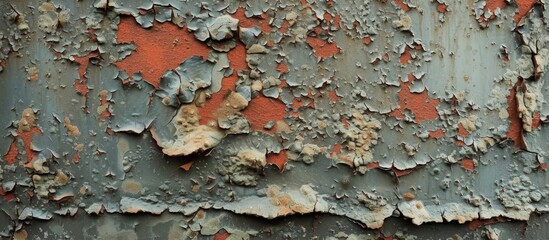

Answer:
[1,0,549,239]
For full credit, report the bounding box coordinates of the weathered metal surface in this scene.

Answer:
[1,0,549,239]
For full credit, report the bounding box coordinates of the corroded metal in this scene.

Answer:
[1,0,549,239]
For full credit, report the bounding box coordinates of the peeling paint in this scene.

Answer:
[3,0,549,238]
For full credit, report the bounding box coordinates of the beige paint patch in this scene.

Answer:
[64,117,80,137]
[18,108,36,132]
[121,179,142,194]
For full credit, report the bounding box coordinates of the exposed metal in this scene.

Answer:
[1,0,549,239]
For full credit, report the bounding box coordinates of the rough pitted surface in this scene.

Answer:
[2,0,549,239]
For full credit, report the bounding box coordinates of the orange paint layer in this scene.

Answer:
[214,230,230,240]
[276,63,289,74]
[197,43,246,125]
[394,0,411,11]
[429,129,445,139]
[328,90,341,101]
[279,20,290,34]
[306,37,339,58]
[480,0,507,24]
[457,123,470,137]
[506,80,526,149]
[393,168,413,177]
[227,42,248,72]
[241,95,287,133]
[115,17,210,88]
[485,0,507,11]
[181,162,193,171]
[266,150,287,170]
[72,153,80,164]
[190,16,286,134]
[362,36,373,45]
[367,162,380,169]
[460,158,475,171]
[72,53,97,97]
[514,0,537,24]
[332,143,342,154]
[197,87,234,126]
[399,47,412,65]
[105,128,115,135]
[390,77,440,124]
[437,3,448,13]
[341,116,350,128]
[98,94,111,120]
[333,15,342,30]
[539,162,547,171]
[18,128,41,163]
[0,186,15,201]
[231,8,272,33]
[4,139,18,165]
[469,217,506,230]
[532,111,541,129]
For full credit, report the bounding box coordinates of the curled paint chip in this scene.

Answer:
[156,56,216,107]
[207,15,239,41]
[151,105,223,156]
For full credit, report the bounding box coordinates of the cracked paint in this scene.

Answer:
[2,0,549,239]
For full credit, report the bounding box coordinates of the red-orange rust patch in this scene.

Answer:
[0,186,16,201]
[98,93,111,120]
[332,143,342,154]
[539,162,547,171]
[394,0,411,12]
[106,128,115,135]
[392,168,413,177]
[514,0,538,24]
[366,164,418,178]
[341,116,350,129]
[241,96,287,133]
[19,128,42,163]
[460,158,475,171]
[115,17,210,88]
[328,90,341,101]
[213,230,230,240]
[266,150,287,170]
[4,139,18,165]
[382,53,390,62]
[469,216,507,230]
[197,43,246,125]
[390,76,440,124]
[367,162,380,170]
[429,129,445,139]
[506,80,526,149]
[362,36,373,45]
[479,0,507,24]
[279,20,290,34]
[333,15,342,30]
[72,153,80,164]
[399,46,412,65]
[194,21,286,134]
[532,111,541,129]
[231,8,272,33]
[276,62,289,74]
[197,88,235,126]
[181,162,193,171]
[306,37,339,58]
[291,97,313,111]
[457,123,470,137]
[72,53,97,97]
[485,0,507,11]
[437,3,448,13]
